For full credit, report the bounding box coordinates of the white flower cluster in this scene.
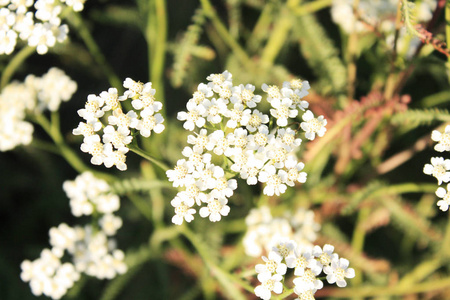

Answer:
[243,206,320,257]
[331,0,436,34]
[0,0,85,55]
[73,78,165,171]
[168,70,326,224]
[424,126,450,211]
[21,172,126,299]
[331,0,436,58]
[254,239,355,300]
[0,67,77,151]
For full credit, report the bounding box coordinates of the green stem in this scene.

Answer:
[128,143,169,171]
[199,0,254,71]
[351,206,370,296]
[260,7,292,66]
[31,112,114,181]
[346,0,359,103]
[182,227,251,299]
[1,46,35,90]
[150,0,167,118]
[292,0,332,15]
[64,11,122,89]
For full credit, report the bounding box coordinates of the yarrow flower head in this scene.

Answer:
[243,206,320,257]
[73,78,165,171]
[21,172,127,299]
[169,71,325,224]
[252,239,355,299]
[0,68,76,152]
[0,0,85,55]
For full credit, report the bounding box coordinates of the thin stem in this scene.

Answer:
[260,7,292,66]
[31,112,114,181]
[64,11,122,89]
[148,0,167,118]
[199,0,254,71]
[292,0,332,15]
[182,227,251,299]
[1,46,35,90]
[128,143,169,171]
[346,0,359,103]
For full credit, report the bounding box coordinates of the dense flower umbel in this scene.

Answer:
[253,239,354,300]
[168,71,326,224]
[73,78,165,171]
[243,206,320,257]
[21,172,126,300]
[0,67,77,151]
[0,0,86,55]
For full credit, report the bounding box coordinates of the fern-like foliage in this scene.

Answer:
[391,108,450,126]
[171,8,206,88]
[401,0,426,39]
[294,14,347,95]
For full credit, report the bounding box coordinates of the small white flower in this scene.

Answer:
[262,83,281,101]
[293,266,323,294]
[286,247,318,276]
[423,157,450,185]
[254,272,283,300]
[102,125,132,149]
[122,78,144,98]
[312,244,338,267]
[191,83,213,104]
[187,129,209,152]
[285,157,307,186]
[270,97,298,127]
[107,108,139,130]
[436,184,450,212]
[171,195,196,225]
[206,70,232,90]
[103,143,129,171]
[77,94,105,121]
[199,197,230,222]
[206,130,234,157]
[166,159,194,187]
[99,214,123,236]
[324,257,355,288]
[241,109,269,132]
[202,98,227,124]
[136,111,165,137]
[177,102,206,131]
[300,110,327,140]
[432,125,450,152]
[182,146,211,170]
[258,165,288,196]
[100,88,120,111]
[231,84,261,108]
[255,251,287,275]
[272,238,296,259]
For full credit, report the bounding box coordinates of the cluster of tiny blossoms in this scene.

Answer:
[0,0,85,55]
[21,172,126,300]
[424,126,450,211]
[167,70,326,224]
[73,78,165,171]
[331,0,435,34]
[331,0,436,58]
[243,206,320,257]
[0,67,77,151]
[254,239,355,300]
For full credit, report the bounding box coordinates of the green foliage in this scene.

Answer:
[295,14,347,95]
[170,8,207,88]
[391,108,450,126]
